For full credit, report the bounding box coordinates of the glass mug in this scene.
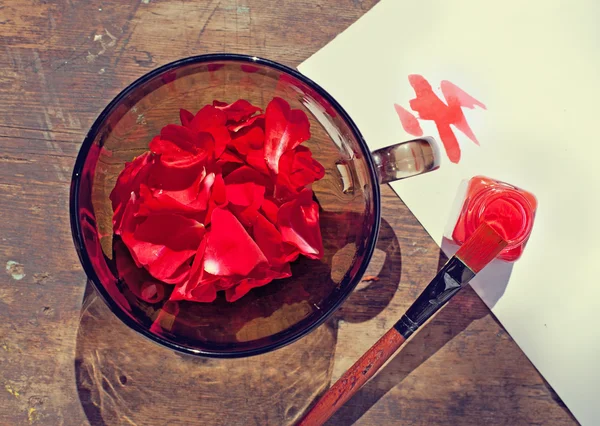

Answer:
[70,54,440,357]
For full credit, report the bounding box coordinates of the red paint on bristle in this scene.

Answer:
[455,222,509,273]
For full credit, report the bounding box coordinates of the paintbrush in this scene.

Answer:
[297,222,509,426]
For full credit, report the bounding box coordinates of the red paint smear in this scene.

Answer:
[395,75,486,164]
[394,104,423,136]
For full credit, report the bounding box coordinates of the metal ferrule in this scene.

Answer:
[394,257,476,338]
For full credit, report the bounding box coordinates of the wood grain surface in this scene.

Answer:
[0,1,577,425]
[298,328,406,426]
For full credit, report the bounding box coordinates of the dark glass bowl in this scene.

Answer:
[70,54,436,358]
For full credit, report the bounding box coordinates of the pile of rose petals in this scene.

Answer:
[110,97,325,303]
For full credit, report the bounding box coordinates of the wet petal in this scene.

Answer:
[231,125,264,155]
[213,99,261,123]
[264,97,311,173]
[246,148,271,176]
[277,188,323,259]
[224,264,292,302]
[110,152,154,233]
[225,166,266,208]
[203,208,267,276]
[190,105,227,130]
[180,108,194,127]
[276,146,325,195]
[115,240,167,304]
[190,106,230,157]
[150,125,214,169]
[170,239,219,303]
[204,173,227,225]
[253,214,286,266]
[229,114,265,133]
[126,214,205,283]
[260,198,279,224]
[138,166,210,216]
[217,149,244,165]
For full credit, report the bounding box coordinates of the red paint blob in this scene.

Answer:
[452,176,537,262]
[394,103,423,136]
[395,75,486,164]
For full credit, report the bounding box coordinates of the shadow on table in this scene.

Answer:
[324,250,491,426]
[74,217,401,426]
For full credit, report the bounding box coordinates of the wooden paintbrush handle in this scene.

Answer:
[297,328,406,426]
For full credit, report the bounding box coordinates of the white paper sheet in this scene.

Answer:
[299,1,600,424]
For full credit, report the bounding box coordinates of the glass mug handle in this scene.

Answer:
[371,137,440,184]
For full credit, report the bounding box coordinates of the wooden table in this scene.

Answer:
[0,1,578,425]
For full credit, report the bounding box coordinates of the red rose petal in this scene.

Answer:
[225,166,266,208]
[190,105,227,130]
[110,152,154,233]
[119,193,144,250]
[204,173,227,225]
[224,264,291,302]
[146,161,203,193]
[218,149,244,164]
[195,171,216,210]
[246,148,271,176]
[203,208,267,276]
[160,124,213,153]
[225,277,272,302]
[115,240,167,304]
[170,239,219,303]
[264,97,311,173]
[229,203,262,228]
[154,167,206,207]
[282,242,301,263]
[125,214,205,283]
[211,174,228,206]
[229,114,264,133]
[214,276,240,291]
[180,108,194,127]
[149,136,203,169]
[189,106,230,158]
[217,149,245,176]
[227,183,265,209]
[277,188,323,259]
[213,99,261,123]
[138,165,211,216]
[231,125,264,155]
[187,283,218,302]
[253,214,287,266]
[277,146,325,192]
[260,198,279,224]
[150,125,214,169]
[208,126,230,158]
[224,165,267,186]
[224,166,266,226]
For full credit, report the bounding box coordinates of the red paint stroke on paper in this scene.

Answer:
[394,104,423,136]
[395,75,486,164]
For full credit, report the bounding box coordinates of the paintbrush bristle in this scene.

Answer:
[455,222,509,273]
